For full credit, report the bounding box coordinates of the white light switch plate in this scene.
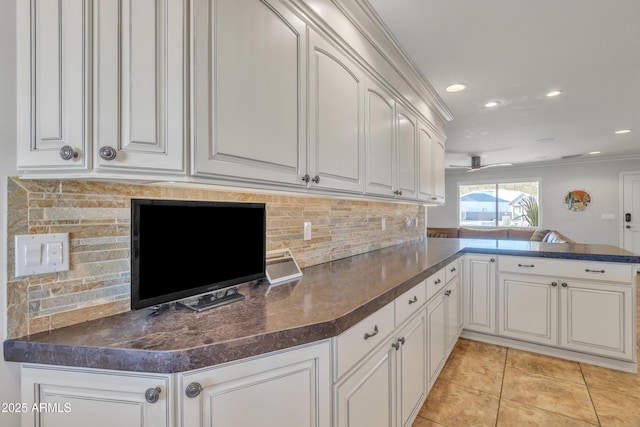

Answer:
[15,233,69,277]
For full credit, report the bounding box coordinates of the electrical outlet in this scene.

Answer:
[381,218,386,231]
[303,222,312,241]
[405,217,412,228]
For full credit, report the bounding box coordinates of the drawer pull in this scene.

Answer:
[397,337,405,346]
[585,269,605,273]
[185,382,203,398]
[391,341,400,350]
[517,263,535,268]
[408,296,418,305]
[450,267,456,272]
[444,290,452,296]
[145,387,161,404]
[434,278,442,285]
[364,325,379,340]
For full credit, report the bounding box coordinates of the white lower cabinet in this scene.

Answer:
[179,341,331,427]
[464,255,497,334]
[21,365,172,427]
[426,293,446,387]
[396,310,428,427]
[497,256,636,361]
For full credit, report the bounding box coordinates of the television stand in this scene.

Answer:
[177,287,245,312]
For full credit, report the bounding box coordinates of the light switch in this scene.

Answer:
[25,243,42,267]
[15,233,69,277]
[47,242,64,264]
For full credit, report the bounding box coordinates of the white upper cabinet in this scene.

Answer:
[94,0,186,173]
[395,103,418,200]
[191,0,307,186]
[364,77,395,196]
[432,139,446,202]
[417,119,445,203]
[17,0,90,171]
[308,29,365,193]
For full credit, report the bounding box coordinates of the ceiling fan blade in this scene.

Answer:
[480,162,513,168]
[448,164,472,168]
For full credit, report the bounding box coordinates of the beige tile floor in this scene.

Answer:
[413,275,640,427]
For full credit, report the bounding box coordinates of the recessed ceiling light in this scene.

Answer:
[589,151,601,155]
[615,129,632,134]
[484,101,499,108]
[446,83,467,93]
[546,90,562,97]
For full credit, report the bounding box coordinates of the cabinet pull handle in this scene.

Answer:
[585,269,605,273]
[99,146,118,161]
[145,387,161,404]
[408,296,418,304]
[551,282,558,287]
[391,342,400,350]
[450,267,456,272]
[311,175,320,184]
[561,283,568,288]
[59,145,78,161]
[364,325,379,340]
[445,290,451,296]
[397,337,405,346]
[434,278,441,285]
[517,263,535,268]
[185,382,203,398]
[302,174,310,183]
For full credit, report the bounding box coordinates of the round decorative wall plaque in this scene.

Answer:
[564,189,591,212]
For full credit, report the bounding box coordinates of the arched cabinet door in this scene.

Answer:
[308,29,365,194]
[364,77,395,197]
[191,0,307,187]
[17,0,90,171]
[94,0,187,173]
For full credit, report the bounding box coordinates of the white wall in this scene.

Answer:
[428,157,640,246]
[1,1,20,426]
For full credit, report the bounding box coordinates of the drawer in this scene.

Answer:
[334,302,395,379]
[445,260,459,283]
[498,256,633,283]
[426,268,446,301]
[395,280,427,326]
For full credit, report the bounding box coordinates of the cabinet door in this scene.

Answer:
[335,338,396,427]
[395,103,418,200]
[431,139,446,202]
[364,77,395,197]
[498,274,558,346]
[396,310,427,427]
[192,0,307,186]
[308,29,365,193]
[21,365,170,427]
[17,0,90,171]
[180,342,330,427]
[560,280,634,361]
[94,0,186,173]
[445,277,462,354]
[464,255,497,334]
[427,294,446,388]
[416,120,434,202]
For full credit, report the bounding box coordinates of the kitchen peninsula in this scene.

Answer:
[5,238,639,427]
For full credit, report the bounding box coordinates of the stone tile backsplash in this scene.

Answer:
[5,177,425,338]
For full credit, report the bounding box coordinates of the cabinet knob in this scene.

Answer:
[363,325,379,340]
[490,258,495,262]
[311,175,320,184]
[145,386,161,404]
[561,282,568,288]
[59,145,78,161]
[551,282,558,287]
[185,382,203,398]
[99,146,118,161]
[302,174,310,183]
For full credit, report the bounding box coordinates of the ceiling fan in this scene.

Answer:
[449,155,513,172]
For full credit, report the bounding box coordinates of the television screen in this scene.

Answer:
[131,199,266,310]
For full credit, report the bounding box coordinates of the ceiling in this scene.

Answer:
[366,0,640,170]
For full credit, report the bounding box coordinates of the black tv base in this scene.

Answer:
[177,287,245,312]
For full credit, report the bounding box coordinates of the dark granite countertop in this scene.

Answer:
[4,238,639,373]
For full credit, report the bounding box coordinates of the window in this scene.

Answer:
[459,181,539,227]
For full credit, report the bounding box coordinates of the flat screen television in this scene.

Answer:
[130,198,266,310]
